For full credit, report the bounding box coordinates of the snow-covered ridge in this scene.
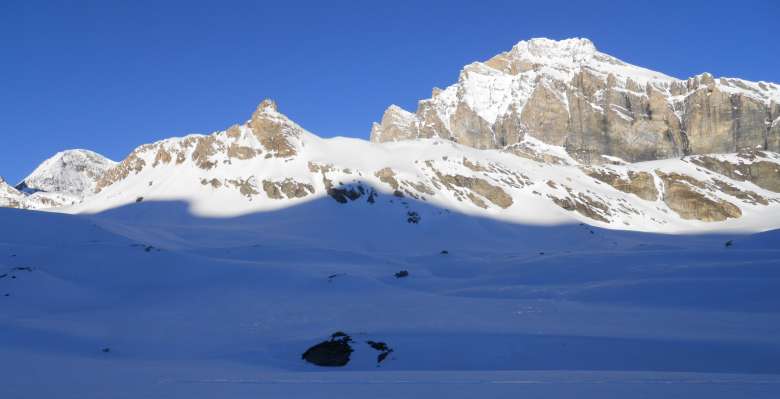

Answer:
[477,37,779,117]
[504,38,676,86]
[61,100,780,234]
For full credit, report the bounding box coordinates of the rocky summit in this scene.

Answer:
[371,38,780,164]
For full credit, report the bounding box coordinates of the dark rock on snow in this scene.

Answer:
[302,332,354,367]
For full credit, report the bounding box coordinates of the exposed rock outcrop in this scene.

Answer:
[249,99,300,158]
[548,194,609,222]
[375,167,400,191]
[586,168,659,201]
[690,152,780,193]
[226,177,260,198]
[96,150,147,192]
[435,173,513,209]
[371,38,780,163]
[657,172,742,221]
[262,179,314,199]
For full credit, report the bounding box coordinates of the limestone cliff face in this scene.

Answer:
[370,38,780,163]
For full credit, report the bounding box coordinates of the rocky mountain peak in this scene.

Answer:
[256,98,278,113]
[249,99,302,158]
[372,37,780,164]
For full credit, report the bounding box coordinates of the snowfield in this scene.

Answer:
[1,197,779,398]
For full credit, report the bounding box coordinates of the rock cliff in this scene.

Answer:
[370,38,780,163]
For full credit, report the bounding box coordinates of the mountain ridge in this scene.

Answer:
[61,99,780,233]
[2,38,779,233]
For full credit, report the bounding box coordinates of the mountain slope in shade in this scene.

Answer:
[371,38,780,163]
[70,99,780,233]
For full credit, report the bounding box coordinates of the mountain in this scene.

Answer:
[16,149,116,197]
[1,175,74,210]
[371,38,780,163]
[0,176,28,208]
[66,98,780,231]
[3,149,116,209]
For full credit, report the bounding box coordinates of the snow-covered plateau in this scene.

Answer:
[2,38,780,398]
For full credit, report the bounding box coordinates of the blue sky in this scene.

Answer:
[2,0,778,183]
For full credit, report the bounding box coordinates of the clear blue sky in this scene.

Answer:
[2,0,778,183]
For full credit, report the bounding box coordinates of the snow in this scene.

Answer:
[17,149,116,197]
[2,197,780,397]
[509,38,676,85]
[717,77,780,105]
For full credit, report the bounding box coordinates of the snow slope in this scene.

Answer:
[1,200,780,398]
